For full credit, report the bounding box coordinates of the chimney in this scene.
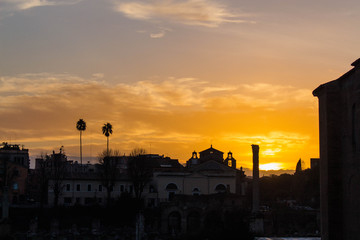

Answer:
[252,144,260,213]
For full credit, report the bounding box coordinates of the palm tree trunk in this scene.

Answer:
[107,136,109,156]
[80,130,82,165]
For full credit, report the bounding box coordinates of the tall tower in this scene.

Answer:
[252,144,260,213]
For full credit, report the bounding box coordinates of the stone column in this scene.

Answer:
[252,144,259,213]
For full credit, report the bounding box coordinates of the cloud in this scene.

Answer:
[92,73,105,79]
[114,0,248,28]
[150,27,172,38]
[0,0,81,12]
[0,74,314,116]
[0,73,317,167]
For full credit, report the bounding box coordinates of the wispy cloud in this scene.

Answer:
[0,74,314,115]
[0,73,317,166]
[1,0,81,12]
[114,0,249,28]
[150,27,172,38]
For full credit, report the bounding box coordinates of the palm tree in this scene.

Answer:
[102,122,113,155]
[76,119,86,165]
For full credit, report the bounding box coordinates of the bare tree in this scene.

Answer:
[128,148,154,202]
[98,149,120,207]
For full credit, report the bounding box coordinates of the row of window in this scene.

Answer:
[65,183,133,193]
[13,156,26,166]
[63,197,103,205]
[165,183,229,194]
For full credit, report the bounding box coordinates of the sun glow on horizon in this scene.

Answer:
[259,162,283,171]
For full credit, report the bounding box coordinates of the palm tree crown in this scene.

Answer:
[76,119,86,131]
[102,122,113,155]
[102,122,113,137]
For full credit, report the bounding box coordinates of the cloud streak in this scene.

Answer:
[115,0,248,28]
[150,27,172,38]
[1,0,81,13]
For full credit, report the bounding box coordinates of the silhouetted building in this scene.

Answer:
[310,158,320,170]
[295,159,302,173]
[34,145,247,207]
[153,159,238,202]
[186,145,237,169]
[0,143,29,205]
[0,142,30,168]
[313,58,360,240]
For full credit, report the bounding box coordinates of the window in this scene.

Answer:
[75,197,81,204]
[76,184,81,191]
[13,182,18,190]
[215,184,226,193]
[168,192,175,201]
[85,197,93,205]
[129,185,133,193]
[166,183,178,201]
[166,183,178,191]
[87,184,92,192]
[64,197,72,204]
[120,185,124,192]
[66,184,71,191]
[192,187,200,196]
[98,185,102,192]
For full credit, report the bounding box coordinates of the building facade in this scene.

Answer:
[43,146,246,207]
[0,143,29,204]
[313,58,360,240]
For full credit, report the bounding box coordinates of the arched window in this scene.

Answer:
[166,183,178,191]
[166,183,178,201]
[192,187,200,196]
[215,184,226,193]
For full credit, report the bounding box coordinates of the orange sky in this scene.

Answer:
[1,0,359,170]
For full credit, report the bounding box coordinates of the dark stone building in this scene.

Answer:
[313,58,360,240]
[0,143,29,205]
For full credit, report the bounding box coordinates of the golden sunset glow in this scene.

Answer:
[1,0,359,171]
[260,163,283,171]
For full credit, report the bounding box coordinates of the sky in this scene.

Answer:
[1,0,360,170]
